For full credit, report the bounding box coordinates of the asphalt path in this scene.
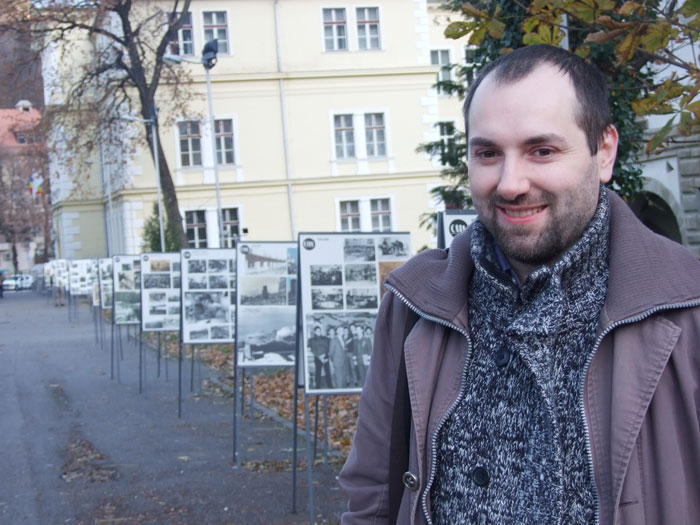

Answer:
[0,291,346,524]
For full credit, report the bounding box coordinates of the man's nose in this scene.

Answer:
[496,156,530,201]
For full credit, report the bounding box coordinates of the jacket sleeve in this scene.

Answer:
[339,292,410,524]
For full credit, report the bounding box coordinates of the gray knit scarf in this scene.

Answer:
[429,190,611,524]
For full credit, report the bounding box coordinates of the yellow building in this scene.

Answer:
[47,0,467,257]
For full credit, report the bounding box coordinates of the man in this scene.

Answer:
[339,44,700,525]
[308,325,332,389]
[329,326,347,389]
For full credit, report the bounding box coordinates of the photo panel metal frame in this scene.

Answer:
[180,248,237,344]
[140,252,182,332]
[112,255,142,325]
[298,231,411,395]
[236,241,297,368]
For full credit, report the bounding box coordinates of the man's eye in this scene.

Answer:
[533,148,554,157]
[477,150,498,158]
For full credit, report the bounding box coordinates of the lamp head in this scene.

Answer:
[202,39,218,70]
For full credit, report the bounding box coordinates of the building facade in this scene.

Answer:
[46,0,466,258]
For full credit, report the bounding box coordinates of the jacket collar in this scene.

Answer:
[387,189,700,331]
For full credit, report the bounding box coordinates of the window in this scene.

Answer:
[464,46,477,85]
[437,121,456,166]
[186,210,207,248]
[215,119,235,165]
[323,8,347,51]
[339,200,361,232]
[430,49,451,94]
[370,198,391,232]
[203,11,229,54]
[178,121,201,167]
[364,113,386,157]
[222,207,239,247]
[169,12,193,56]
[337,197,393,232]
[334,114,355,159]
[356,7,380,50]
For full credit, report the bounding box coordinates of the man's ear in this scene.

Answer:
[597,124,619,184]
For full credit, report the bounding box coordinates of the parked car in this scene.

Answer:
[2,274,34,291]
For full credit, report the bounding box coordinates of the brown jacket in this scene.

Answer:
[339,190,700,524]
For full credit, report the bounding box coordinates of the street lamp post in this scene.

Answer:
[165,39,224,247]
[120,109,165,252]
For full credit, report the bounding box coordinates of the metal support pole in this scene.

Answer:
[178,340,183,418]
[205,67,224,248]
[304,394,315,525]
[157,332,161,378]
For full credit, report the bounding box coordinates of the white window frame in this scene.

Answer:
[437,121,456,166]
[214,118,236,165]
[430,49,452,95]
[184,209,208,248]
[176,119,202,168]
[329,108,391,167]
[355,6,382,51]
[338,199,362,232]
[369,197,392,232]
[201,10,231,55]
[321,7,348,52]
[335,194,395,232]
[169,11,194,56]
[221,207,240,248]
[333,113,356,159]
[364,112,386,158]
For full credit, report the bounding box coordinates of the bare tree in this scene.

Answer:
[0,139,51,273]
[1,0,198,248]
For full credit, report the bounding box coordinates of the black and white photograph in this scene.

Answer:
[114,291,141,323]
[303,312,376,393]
[144,273,172,289]
[188,259,207,273]
[149,292,166,302]
[344,238,376,262]
[189,328,209,340]
[184,291,228,323]
[377,236,409,259]
[240,277,286,306]
[99,258,114,310]
[240,245,287,275]
[113,256,142,324]
[344,264,377,286]
[311,287,343,310]
[149,305,167,316]
[208,259,228,273]
[236,242,298,368]
[310,265,343,286]
[140,252,181,332]
[345,288,379,310]
[188,275,208,289]
[210,326,230,340]
[287,277,297,306]
[208,275,228,289]
[238,306,296,365]
[181,248,237,342]
[287,247,298,275]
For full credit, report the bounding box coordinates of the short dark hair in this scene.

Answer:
[463,45,613,155]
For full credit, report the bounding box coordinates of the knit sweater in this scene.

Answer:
[429,191,611,524]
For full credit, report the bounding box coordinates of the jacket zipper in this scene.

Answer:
[580,298,700,525]
[391,282,700,525]
[386,284,473,525]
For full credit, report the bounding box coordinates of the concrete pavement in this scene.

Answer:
[0,291,346,524]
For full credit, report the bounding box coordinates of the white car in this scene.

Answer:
[2,274,34,291]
